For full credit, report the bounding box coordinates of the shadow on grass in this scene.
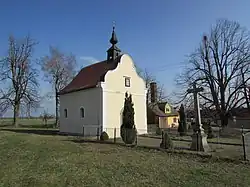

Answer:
[67,138,191,153]
[67,139,250,164]
[0,124,55,128]
[140,134,243,146]
[0,128,60,136]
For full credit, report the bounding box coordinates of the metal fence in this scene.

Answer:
[77,125,250,161]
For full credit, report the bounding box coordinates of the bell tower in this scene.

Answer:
[107,25,121,61]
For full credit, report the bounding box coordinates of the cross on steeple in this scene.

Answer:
[107,22,121,61]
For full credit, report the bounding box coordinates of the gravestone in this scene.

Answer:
[245,132,250,161]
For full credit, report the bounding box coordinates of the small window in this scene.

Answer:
[64,109,68,118]
[80,107,85,118]
[125,77,130,87]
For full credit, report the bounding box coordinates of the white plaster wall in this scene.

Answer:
[102,54,147,138]
[59,87,102,136]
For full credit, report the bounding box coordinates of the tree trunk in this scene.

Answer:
[27,103,31,119]
[220,113,228,127]
[13,102,20,127]
[55,91,59,128]
[243,86,250,110]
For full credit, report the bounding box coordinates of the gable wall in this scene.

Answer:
[101,54,147,137]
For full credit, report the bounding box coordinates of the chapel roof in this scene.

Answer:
[59,25,122,95]
[59,56,122,95]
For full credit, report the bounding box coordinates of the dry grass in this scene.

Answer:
[0,130,250,187]
[0,118,55,128]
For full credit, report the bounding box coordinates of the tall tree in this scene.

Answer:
[40,46,76,127]
[0,35,40,126]
[137,67,168,104]
[175,19,250,127]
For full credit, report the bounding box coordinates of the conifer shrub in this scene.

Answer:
[100,131,109,141]
[120,92,137,144]
[178,104,187,136]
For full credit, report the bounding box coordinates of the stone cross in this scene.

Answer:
[187,82,204,132]
[187,82,210,152]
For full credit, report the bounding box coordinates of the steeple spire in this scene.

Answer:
[107,23,121,61]
[110,25,118,45]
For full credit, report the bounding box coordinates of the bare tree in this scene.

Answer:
[175,19,250,127]
[0,35,40,126]
[137,67,168,104]
[40,46,76,127]
[240,65,250,109]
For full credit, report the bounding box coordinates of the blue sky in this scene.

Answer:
[1,0,250,116]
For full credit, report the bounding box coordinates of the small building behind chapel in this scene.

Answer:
[147,82,179,130]
[59,27,147,137]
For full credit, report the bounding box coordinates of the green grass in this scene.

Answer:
[0,131,250,187]
[0,118,55,128]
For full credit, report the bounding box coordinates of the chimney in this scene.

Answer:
[150,82,157,103]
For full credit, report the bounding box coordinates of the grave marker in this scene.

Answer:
[244,132,250,161]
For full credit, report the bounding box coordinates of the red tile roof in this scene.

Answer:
[59,56,122,95]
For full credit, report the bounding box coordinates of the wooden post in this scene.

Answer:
[125,128,127,144]
[135,129,138,146]
[196,131,199,152]
[114,128,116,143]
[162,130,166,149]
[97,127,100,140]
[82,126,85,137]
[242,125,247,161]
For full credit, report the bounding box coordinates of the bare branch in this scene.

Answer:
[138,68,168,103]
[39,46,77,126]
[0,35,40,125]
[173,19,250,126]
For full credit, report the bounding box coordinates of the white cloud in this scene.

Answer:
[78,56,100,70]
[79,56,99,65]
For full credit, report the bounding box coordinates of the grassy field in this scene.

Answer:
[0,131,250,187]
[0,118,55,128]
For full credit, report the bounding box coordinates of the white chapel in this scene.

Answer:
[59,26,147,137]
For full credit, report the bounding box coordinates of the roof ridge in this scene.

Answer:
[59,55,123,95]
[80,60,107,70]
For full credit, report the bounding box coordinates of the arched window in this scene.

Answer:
[80,107,85,118]
[64,109,68,118]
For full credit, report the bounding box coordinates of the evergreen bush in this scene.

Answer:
[178,104,187,136]
[100,131,109,141]
[121,92,137,144]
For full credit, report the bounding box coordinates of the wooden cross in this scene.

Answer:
[187,82,204,130]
